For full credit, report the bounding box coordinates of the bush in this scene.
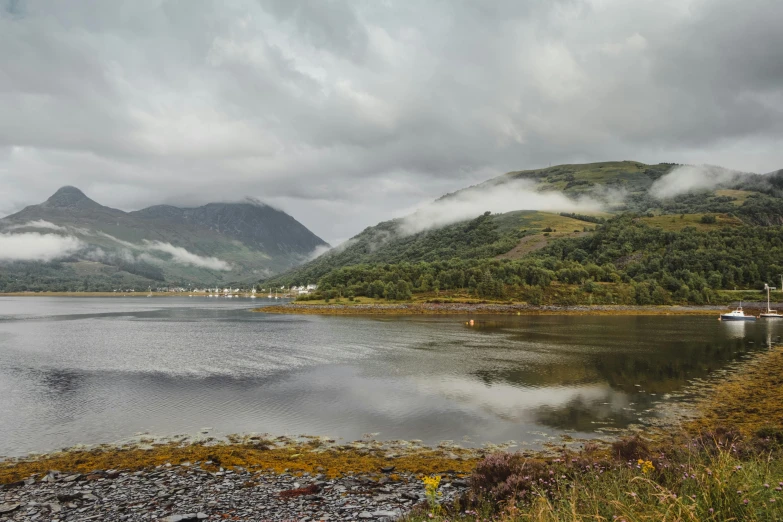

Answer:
[469,453,550,504]
[610,435,651,460]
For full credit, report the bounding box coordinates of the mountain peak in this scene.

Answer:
[43,186,101,209]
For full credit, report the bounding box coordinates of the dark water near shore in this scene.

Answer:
[0,297,779,457]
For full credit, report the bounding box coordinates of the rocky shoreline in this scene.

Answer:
[1,464,468,521]
[1,436,487,522]
[258,302,727,316]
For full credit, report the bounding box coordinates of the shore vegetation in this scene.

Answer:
[402,345,783,521]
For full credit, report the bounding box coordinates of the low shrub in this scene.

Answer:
[611,434,651,460]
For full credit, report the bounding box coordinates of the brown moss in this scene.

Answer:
[0,441,481,485]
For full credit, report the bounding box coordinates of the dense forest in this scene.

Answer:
[265,212,527,288]
[299,215,783,305]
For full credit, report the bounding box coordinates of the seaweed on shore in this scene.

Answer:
[0,437,480,485]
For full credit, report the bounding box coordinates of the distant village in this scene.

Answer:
[111,284,317,298]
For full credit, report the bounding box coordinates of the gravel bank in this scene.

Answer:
[1,465,468,521]
[258,302,726,316]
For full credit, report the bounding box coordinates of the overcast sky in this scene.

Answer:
[1,0,782,244]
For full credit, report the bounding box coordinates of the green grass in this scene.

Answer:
[294,285,781,308]
[715,189,758,206]
[638,213,744,231]
[404,447,783,521]
[505,161,672,196]
[495,211,598,237]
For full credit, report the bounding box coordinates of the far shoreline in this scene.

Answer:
[0,292,252,298]
[255,301,734,316]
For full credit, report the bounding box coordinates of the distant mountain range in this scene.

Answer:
[0,186,328,291]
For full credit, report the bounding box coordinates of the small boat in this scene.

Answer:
[760,283,782,318]
[720,302,756,321]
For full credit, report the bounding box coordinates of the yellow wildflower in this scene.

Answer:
[422,474,443,514]
[637,459,655,474]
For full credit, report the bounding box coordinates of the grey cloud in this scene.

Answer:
[94,232,232,271]
[398,179,603,235]
[0,232,84,261]
[142,241,232,271]
[3,219,67,232]
[257,0,370,63]
[649,164,746,200]
[1,0,782,244]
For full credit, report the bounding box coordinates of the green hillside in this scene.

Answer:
[307,216,783,305]
[505,160,672,195]
[268,161,783,305]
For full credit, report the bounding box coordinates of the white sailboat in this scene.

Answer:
[760,283,782,318]
[720,301,756,321]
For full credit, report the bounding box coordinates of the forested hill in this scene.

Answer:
[265,210,601,287]
[0,187,328,292]
[265,161,783,305]
[311,215,783,305]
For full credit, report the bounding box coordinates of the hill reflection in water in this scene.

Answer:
[0,298,777,456]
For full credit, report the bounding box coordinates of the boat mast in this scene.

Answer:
[768,284,771,312]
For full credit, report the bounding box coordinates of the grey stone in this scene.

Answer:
[0,503,21,514]
[164,514,203,522]
[373,511,400,518]
[0,458,471,521]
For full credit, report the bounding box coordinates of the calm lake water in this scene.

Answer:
[0,297,778,457]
